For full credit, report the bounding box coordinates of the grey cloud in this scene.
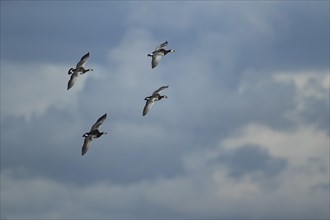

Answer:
[271,2,329,71]
[216,144,287,179]
[298,96,330,132]
[1,2,126,63]
[1,106,187,186]
[1,1,329,219]
[311,183,330,192]
[295,77,330,131]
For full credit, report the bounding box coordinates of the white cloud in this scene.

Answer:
[273,71,329,124]
[0,60,113,122]
[274,71,329,101]
[181,121,329,218]
[0,61,90,120]
[222,123,329,166]
[2,118,328,218]
[1,1,328,219]
[230,73,328,201]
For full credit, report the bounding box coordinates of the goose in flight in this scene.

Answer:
[148,41,175,69]
[143,86,169,116]
[67,52,93,90]
[82,113,107,156]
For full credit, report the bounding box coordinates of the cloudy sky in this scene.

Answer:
[1,1,329,219]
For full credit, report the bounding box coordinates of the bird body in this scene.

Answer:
[148,41,175,69]
[82,113,107,156]
[143,86,169,116]
[67,52,93,90]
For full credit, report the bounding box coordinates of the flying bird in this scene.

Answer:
[81,113,107,156]
[67,52,93,90]
[143,86,169,116]
[148,41,175,69]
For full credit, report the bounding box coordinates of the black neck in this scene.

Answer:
[164,50,172,55]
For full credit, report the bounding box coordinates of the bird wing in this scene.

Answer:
[153,85,169,95]
[91,113,107,131]
[143,98,155,116]
[82,135,93,156]
[151,55,162,69]
[155,41,168,51]
[67,72,79,90]
[76,52,90,68]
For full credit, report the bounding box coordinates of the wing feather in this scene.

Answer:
[153,85,169,95]
[76,52,90,68]
[143,99,155,116]
[67,72,79,90]
[151,55,162,69]
[155,41,168,51]
[91,113,107,131]
[82,135,93,156]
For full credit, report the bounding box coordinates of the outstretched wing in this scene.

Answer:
[155,41,168,51]
[151,55,162,69]
[153,85,169,95]
[143,99,155,116]
[76,52,90,68]
[82,135,93,156]
[91,113,107,131]
[67,72,79,90]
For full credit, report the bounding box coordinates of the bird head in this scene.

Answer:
[82,133,89,137]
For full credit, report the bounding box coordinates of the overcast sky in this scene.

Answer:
[1,1,329,219]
